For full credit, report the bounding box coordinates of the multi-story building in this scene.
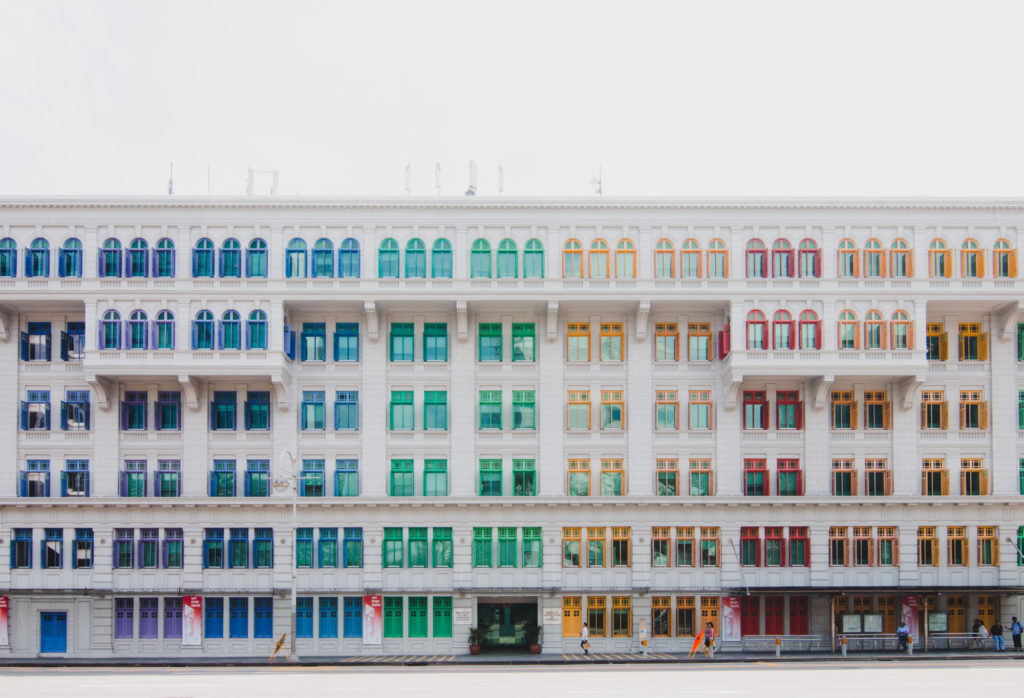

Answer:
[0,196,1022,658]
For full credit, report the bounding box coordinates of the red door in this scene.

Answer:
[764,596,784,635]
[740,596,760,636]
[788,596,808,635]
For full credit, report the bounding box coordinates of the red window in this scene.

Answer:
[743,459,768,496]
[798,310,822,350]
[746,239,767,278]
[764,527,785,567]
[788,527,810,567]
[789,596,809,635]
[740,596,760,636]
[776,390,803,430]
[746,311,768,350]
[742,391,769,430]
[764,596,785,636]
[740,526,761,567]
[771,240,794,278]
[776,459,804,496]
[798,239,820,278]
[772,310,795,350]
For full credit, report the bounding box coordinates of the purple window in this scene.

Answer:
[114,598,134,639]
[139,597,159,638]
[164,598,182,639]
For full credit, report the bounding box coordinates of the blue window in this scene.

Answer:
[210,391,237,430]
[127,238,148,277]
[154,310,174,350]
[73,528,93,569]
[99,238,122,277]
[286,238,307,278]
[205,598,224,638]
[192,238,214,277]
[229,597,248,638]
[246,238,268,277]
[99,310,121,350]
[405,238,426,278]
[220,238,241,277]
[113,529,134,569]
[61,391,90,431]
[219,310,241,350]
[228,528,248,568]
[245,459,270,497]
[155,391,181,430]
[301,322,326,361]
[19,460,50,497]
[334,322,359,361]
[378,237,399,278]
[127,310,148,349]
[0,238,15,277]
[59,238,82,278]
[254,598,273,638]
[319,597,339,638]
[343,597,362,637]
[312,238,333,277]
[247,310,268,349]
[300,459,325,497]
[62,460,90,497]
[41,528,62,568]
[192,310,214,349]
[253,528,273,569]
[432,239,452,278]
[339,238,360,277]
[296,597,314,638]
[244,391,270,430]
[10,529,32,568]
[119,460,147,497]
[21,321,52,361]
[21,390,51,431]
[209,460,236,497]
[60,321,85,360]
[284,323,296,360]
[154,238,175,277]
[26,238,49,278]
[203,529,224,569]
[389,322,414,361]
[301,391,325,430]
[343,528,363,568]
[334,391,358,430]
[155,460,181,498]
[335,459,359,497]
[120,391,147,431]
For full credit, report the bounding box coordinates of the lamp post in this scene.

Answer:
[272,449,299,662]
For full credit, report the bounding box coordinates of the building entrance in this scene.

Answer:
[476,598,537,649]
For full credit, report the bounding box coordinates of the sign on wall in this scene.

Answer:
[363,595,382,645]
[0,596,8,646]
[542,608,562,625]
[721,597,741,641]
[182,596,202,646]
[453,608,473,626]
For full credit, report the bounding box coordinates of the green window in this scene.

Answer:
[470,239,491,278]
[318,528,338,568]
[479,390,502,429]
[408,528,428,567]
[424,391,447,430]
[408,597,428,638]
[344,528,362,568]
[300,391,325,430]
[423,322,447,362]
[512,390,536,430]
[335,459,359,497]
[389,391,414,430]
[389,322,414,361]
[479,323,502,361]
[383,597,403,638]
[472,527,493,567]
[383,528,403,568]
[1018,323,1024,362]
[389,460,414,496]
[497,239,517,277]
[523,238,544,278]
[432,528,453,568]
[1020,459,1024,495]
[1019,391,1024,430]
[513,459,536,496]
[479,459,502,496]
[523,527,542,567]
[423,459,447,496]
[296,528,313,568]
[498,527,517,567]
[1018,526,1024,566]
[512,323,536,361]
[432,597,452,637]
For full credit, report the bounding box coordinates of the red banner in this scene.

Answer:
[721,596,742,641]
[182,596,202,646]
[900,596,920,638]
[0,596,8,645]
[363,595,382,645]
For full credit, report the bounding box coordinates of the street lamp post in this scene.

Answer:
[272,449,299,662]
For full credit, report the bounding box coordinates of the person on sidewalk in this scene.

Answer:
[991,620,1005,651]
[580,622,589,655]
[973,619,988,649]
[705,622,716,653]
[896,620,910,652]
[1011,617,1022,651]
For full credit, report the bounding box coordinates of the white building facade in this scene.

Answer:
[0,196,1022,658]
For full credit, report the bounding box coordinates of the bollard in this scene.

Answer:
[641,638,648,659]
[776,637,781,658]
[841,635,848,657]
[908,636,913,656]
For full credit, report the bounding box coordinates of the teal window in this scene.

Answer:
[333,322,359,361]
[246,310,267,350]
[192,238,214,277]
[154,310,175,350]
[228,528,248,568]
[478,323,502,361]
[390,391,414,430]
[25,238,49,277]
[383,598,403,638]
[424,391,448,430]
[286,238,307,278]
[203,529,224,568]
[390,460,414,496]
[154,238,175,277]
[339,238,359,277]
[383,528,403,567]
[100,238,122,277]
[192,310,214,350]
[119,461,146,498]
[513,459,536,496]
[479,390,502,429]
[433,597,452,638]
[335,459,359,497]
[378,238,399,278]
[138,529,158,568]
[479,460,502,496]
[1017,526,1024,566]
[334,391,359,430]
[209,460,236,497]
[512,323,536,361]
[343,528,362,568]
[423,322,447,361]
[125,238,146,278]
[246,238,267,277]
[423,459,447,496]
[296,528,314,568]
[59,238,82,277]
[244,391,269,430]
[301,391,325,430]
[312,238,333,277]
[1020,459,1024,496]
[301,323,326,361]
[497,239,517,278]
[470,238,492,278]
[523,238,544,278]
[512,390,536,429]
[408,528,428,567]
[0,238,15,277]
[219,238,241,277]
[219,310,241,350]
[408,597,428,638]
[498,527,517,567]
[472,527,493,567]
[405,238,426,277]
[432,528,453,568]
[389,322,414,361]
[100,310,121,350]
[253,528,273,568]
[523,527,542,567]
[121,391,147,430]
[155,460,180,498]
[127,310,148,349]
[431,238,452,278]
[300,460,325,497]
[245,459,269,497]
[1017,323,1024,362]
[318,528,338,568]
[1019,391,1024,430]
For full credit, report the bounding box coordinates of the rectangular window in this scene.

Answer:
[389,460,414,497]
[300,322,326,362]
[334,323,359,361]
[611,527,630,566]
[864,391,891,430]
[689,459,714,496]
[921,390,948,430]
[433,597,453,638]
[743,459,768,496]
[831,459,856,496]
[567,459,590,496]
[228,528,248,569]
[253,528,273,569]
[473,527,493,567]
[389,390,414,430]
[926,322,948,361]
[479,459,502,496]
[333,391,359,430]
[523,527,542,567]
[788,527,809,567]
[563,527,581,568]
[776,391,802,430]
[829,527,849,566]
[688,390,713,430]
[245,459,269,497]
[864,459,891,496]
[478,323,502,361]
[830,391,857,429]
[958,322,988,361]
[687,323,711,361]
[61,390,90,431]
[153,460,180,498]
[978,526,999,566]
[424,390,448,430]
[42,528,62,569]
[22,321,51,362]
[296,528,313,568]
[656,459,678,496]
[601,459,625,496]
[743,391,768,429]
[11,529,32,568]
[479,390,502,429]
[948,526,968,566]
[512,323,536,361]
[73,528,93,569]
[163,528,183,569]
[700,527,719,567]
[764,527,785,567]
[300,390,325,430]
[655,323,678,361]
[432,527,453,568]
[209,460,236,497]
[655,390,678,430]
[155,391,181,430]
[498,527,518,567]
[408,528,428,568]
[203,528,224,569]
[120,460,147,498]
[335,459,359,497]
[959,390,989,430]
[300,459,325,497]
[675,596,696,637]
[918,526,938,566]
[776,459,803,496]
[652,527,670,567]
[343,528,362,568]
[422,459,447,497]
[21,390,50,431]
[587,527,606,567]
[740,527,761,567]
[513,459,536,496]
[878,527,899,566]
[62,459,90,497]
[566,322,590,361]
[210,391,237,431]
[587,596,607,637]
[389,322,414,361]
[114,528,134,569]
[600,323,623,361]
[922,459,949,496]
[139,528,159,569]
[853,527,874,566]
[512,390,536,430]
[676,527,695,567]
[567,390,591,430]
[612,597,631,637]
[600,390,624,429]
[423,322,448,362]
[383,528,403,568]
[960,458,988,496]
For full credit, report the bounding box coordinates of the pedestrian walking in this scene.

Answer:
[705,621,716,652]
[973,619,988,649]
[896,620,910,652]
[991,620,1005,651]
[580,622,589,655]
[1011,617,1022,651]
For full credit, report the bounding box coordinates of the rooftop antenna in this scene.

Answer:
[465,160,477,196]
[435,162,442,196]
[167,162,174,195]
[590,163,603,195]
[405,164,411,195]
[498,165,504,195]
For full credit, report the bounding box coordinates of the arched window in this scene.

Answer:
[220,310,241,349]
[59,238,82,278]
[589,239,609,279]
[405,238,426,278]
[746,310,767,350]
[286,238,307,278]
[524,238,544,278]
[100,310,121,350]
[220,238,241,278]
[431,238,452,278]
[497,239,518,278]
[155,238,175,278]
[470,238,492,278]
[928,239,950,278]
[246,238,268,278]
[339,238,360,278]
[961,239,982,278]
[0,237,16,277]
[891,310,913,350]
[615,239,636,278]
[837,239,860,278]
[191,238,214,278]
[864,310,885,349]
[123,238,147,278]
[707,239,728,278]
[745,239,767,279]
[773,310,795,349]
[128,310,148,350]
[863,239,885,278]
[563,239,583,278]
[192,310,215,350]
[993,238,1017,278]
[654,239,674,278]
[798,239,820,278]
[838,310,859,350]
[891,238,912,278]
[309,238,333,278]
[378,238,399,278]
[154,310,175,350]
[99,238,122,278]
[799,310,821,349]
[25,237,50,278]
[771,240,793,278]
[247,310,268,350]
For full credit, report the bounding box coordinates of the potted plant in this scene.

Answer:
[468,626,486,655]
[524,623,542,654]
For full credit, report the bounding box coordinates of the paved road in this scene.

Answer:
[3,661,1021,697]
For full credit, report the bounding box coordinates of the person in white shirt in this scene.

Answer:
[580,622,589,655]
[896,621,910,652]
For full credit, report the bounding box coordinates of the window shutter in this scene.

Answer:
[879,250,888,277]
[980,401,989,430]
[796,469,804,496]
[939,332,948,361]
[789,323,796,350]
[119,402,129,431]
[209,402,217,430]
[850,402,859,430]
[906,250,914,277]
[853,322,862,350]
[940,402,949,430]
[813,249,821,277]
[942,470,949,496]
[190,321,198,350]
[959,401,966,430]
[19,401,28,430]
[906,322,915,350]
[815,320,822,349]
[761,322,768,350]
[118,471,128,498]
[208,472,217,497]
[795,401,804,430]
[787,251,794,278]
[60,401,68,430]
[852,251,861,278]
[761,401,769,430]
[919,402,926,430]
[60,331,70,361]
[19,331,28,361]
[978,250,986,277]
[980,469,990,496]
[723,251,729,278]
[959,468,966,495]
[979,332,989,361]
[884,470,893,496]
[18,471,27,497]
[217,322,225,351]
[880,322,889,349]
[883,400,891,430]
[960,249,967,277]
[696,250,703,278]
[944,251,952,278]
[1011,249,1018,277]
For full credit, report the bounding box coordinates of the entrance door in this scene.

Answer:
[477,602,537,649]
[764,596,784,635]
[40,612,67,653]
[740,596,760,636]
[788,596,808,635]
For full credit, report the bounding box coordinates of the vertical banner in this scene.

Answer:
[363,595,382,645]
[0,596,8,646]
[721,596,742,641]
[900,596,920,637]
[182,596,202,646]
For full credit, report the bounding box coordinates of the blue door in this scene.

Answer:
[40,612,67,653]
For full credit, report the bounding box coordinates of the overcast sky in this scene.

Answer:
[2,0,1023,198]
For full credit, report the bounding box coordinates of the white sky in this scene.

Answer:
[1,0,1023,197]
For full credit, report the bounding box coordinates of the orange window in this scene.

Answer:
[961,239,983,278]
[891,238,912,278]
[707,239,728,278]
[829,527,849,566]
[567,390,591,430]
[929,239,951,278]
[599,322,623,361]
[566,322,590,361]
[655,390,679,430]
[655,322,679,361]
[563,239,583,278]
[681,239,702,278]
[615,239,636,278]
[589,239,609,279]
[918,526,938,566]
[921,459,949,496]
[993,238,1018,278]
[960,458,988,496]
[837,238,860,277]
[654,239,675,278]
